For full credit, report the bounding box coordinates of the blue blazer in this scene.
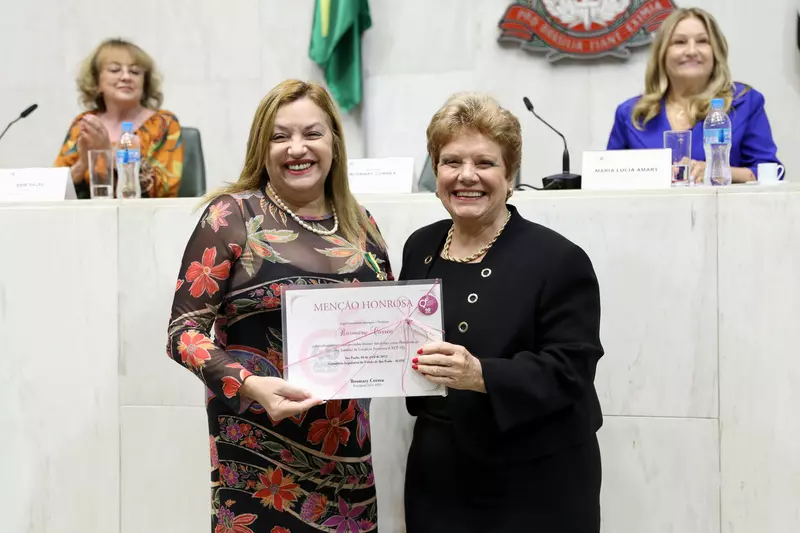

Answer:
[607,83,782,176]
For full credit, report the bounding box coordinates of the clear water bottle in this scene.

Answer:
[116,121,141,199]
[703,98,732,186]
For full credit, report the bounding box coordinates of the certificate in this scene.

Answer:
[281,279,446,400]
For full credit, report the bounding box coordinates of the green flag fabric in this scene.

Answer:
[309,0,371,112]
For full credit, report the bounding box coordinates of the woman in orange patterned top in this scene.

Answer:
[55,38,183,198]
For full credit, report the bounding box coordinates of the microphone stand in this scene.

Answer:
[0,117,22,143]
[0,104,39,143]
[520,97,581,190]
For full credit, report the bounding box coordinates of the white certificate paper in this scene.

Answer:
[282,280,446,400]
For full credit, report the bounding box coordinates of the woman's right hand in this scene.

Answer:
[76,115,111,163]
[80,115,112,150]
[240,375,323,421]
[71,116,113,184]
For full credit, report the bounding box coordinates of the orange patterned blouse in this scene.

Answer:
[54,109,184,198]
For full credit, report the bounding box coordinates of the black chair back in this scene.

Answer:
[178,127,207,197]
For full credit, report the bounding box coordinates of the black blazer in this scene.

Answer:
[399,205,604,463]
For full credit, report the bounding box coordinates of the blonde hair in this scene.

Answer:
[632,7,737,129]
[426,92,522,182]
[76,38,163,112]
[207,80,383,247]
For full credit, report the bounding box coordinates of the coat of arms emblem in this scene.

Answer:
[498,0,678,62]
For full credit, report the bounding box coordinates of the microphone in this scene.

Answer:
[0,103,38,143]
[521,97,581,190]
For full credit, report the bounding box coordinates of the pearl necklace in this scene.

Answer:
[266,182,339,236]
[442,211,511,263]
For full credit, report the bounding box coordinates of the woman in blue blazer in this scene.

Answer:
[607,7,782,183]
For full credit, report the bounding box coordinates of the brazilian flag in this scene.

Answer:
[309,0,371,112]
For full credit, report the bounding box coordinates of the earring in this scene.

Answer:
[506,188,513,200]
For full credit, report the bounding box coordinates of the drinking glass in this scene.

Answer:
[664,130,692,186]
[88,149,114,199]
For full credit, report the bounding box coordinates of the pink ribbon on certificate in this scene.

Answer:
[283,279,442,401]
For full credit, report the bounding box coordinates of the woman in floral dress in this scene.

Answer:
[55,38,183,198]
[167,80,391,533]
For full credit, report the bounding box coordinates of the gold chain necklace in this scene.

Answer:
[266,182,339,236]
[442,211,511,263]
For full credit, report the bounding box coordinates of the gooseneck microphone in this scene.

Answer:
[521,97,581,190]
[0,103,38,143]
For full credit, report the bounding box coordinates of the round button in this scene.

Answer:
[481,268,492,278]
[424,256,433,264]
[458,321,469,333]
[467,293,478,304]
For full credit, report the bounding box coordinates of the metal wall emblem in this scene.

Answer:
[498,0,678,62]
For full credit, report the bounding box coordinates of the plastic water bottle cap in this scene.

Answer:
[121,121,134,132]
[711,98,724,109]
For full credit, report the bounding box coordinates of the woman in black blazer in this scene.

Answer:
[400,93,604,532]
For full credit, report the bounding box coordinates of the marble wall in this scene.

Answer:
[4,187,798,532]
[718,188,800,533]
[0,204,120,533]
[1,0,798,189]
[117,200,210,532]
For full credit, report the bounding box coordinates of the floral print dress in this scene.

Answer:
[167,188,391,533]
[55,109,183,198]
